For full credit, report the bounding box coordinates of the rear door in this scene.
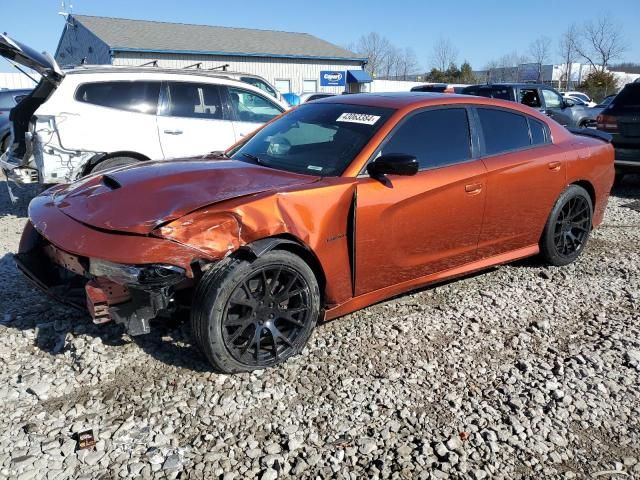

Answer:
[355,106,487,295]
[227,86,285,140]
[473,107,566,258]
[156,81,236,159]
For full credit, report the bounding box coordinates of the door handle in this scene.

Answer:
[548,161,561,171]
[465,183,483,194]
[163,129,183,135]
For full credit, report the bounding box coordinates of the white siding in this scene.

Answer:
[55,21,111,67]
[112,51,363,95]
[0,72,41,89]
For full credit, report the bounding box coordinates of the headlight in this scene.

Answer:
[89,259,185,289]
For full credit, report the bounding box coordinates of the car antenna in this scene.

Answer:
[209,64,230,71]
[139,60,158,67]
[184,62,203,69]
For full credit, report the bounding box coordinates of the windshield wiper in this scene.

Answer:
[241,152,269,166]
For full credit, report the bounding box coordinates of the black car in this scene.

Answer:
[461,83,592,128]
[0,88,31,152]
[597,82,640,181]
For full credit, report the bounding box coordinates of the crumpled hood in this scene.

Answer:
[52,159,319,234]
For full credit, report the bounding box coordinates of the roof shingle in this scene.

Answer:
[72,15,363,61]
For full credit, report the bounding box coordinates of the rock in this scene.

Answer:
[625,350,640,369]
[26,383,50,400]
[162,454,182,471]
[261,468,278,480]
[358,438,377,455]
[548,432,569,448]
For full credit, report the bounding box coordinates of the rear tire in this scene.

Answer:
[191,250,320,373]
[89,156,139,174]
[540,184,593,266]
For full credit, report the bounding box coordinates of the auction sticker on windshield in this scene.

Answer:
[336,113,381,125]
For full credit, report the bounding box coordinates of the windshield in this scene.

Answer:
[230,103,394,177]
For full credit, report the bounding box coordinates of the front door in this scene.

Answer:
[355,107,487,295]
[541,88,573,126]
[157,81,236,159]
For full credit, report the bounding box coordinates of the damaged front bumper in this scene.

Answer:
[16,223,192,336]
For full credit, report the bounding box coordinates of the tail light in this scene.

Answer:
[597,114,618,131]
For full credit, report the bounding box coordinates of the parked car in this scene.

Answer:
[562,91,596,108]
[299,92,336,104]
[575,94,617,129]
[597,82,640,181]
[0,34,288,185]
[411,83,468,93]
[462,83,594,128]
[16,92,613,372]
[0,88,31,152]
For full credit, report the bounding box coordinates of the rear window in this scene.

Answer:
[477,108,532,155]
[75,81,161,114]
[614,84,640,108]
[411,85,447,93]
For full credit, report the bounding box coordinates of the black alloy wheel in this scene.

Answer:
[191,250,320,373]
[540,184,593,266]
[552,195,591,257]
[222,265,313,366]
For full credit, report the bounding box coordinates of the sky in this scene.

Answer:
[1,0,638,74]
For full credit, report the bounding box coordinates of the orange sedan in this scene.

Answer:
[16,93,614,372]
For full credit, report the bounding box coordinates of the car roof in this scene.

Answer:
[59,68,284,103]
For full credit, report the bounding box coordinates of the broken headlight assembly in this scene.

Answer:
[89,259,185,289]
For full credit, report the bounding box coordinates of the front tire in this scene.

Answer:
[540,184,593,266]
[89,156,139,174]
[191,250,320,373]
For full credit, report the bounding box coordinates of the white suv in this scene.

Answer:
[0,34,288,185]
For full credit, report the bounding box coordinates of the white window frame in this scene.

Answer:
[274,79,291,94]
[302,79,317,93]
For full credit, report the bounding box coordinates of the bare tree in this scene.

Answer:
[351,32,392,77]
[381,46,401,79]
[529,36,552,81]
[558,23,580,89]
[395,48,419,80]
[575,15,628,72]
[430,36,458,72]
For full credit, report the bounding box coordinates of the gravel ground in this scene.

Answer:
[0,176,639,480]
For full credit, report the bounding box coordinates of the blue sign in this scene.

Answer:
[320,71,346,87]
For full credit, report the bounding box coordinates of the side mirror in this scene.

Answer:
[563,98,575,108]
[367,154,419,177]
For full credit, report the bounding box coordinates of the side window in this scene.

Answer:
[240,77,277,98]
[520,88,542,108]
[541,89,563,109]
[228,87,283,123]
[165,82,224,119]
[380,108,471,170]
[528,118,548,145]
[75,81,160,114]
[477,108,531,155]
